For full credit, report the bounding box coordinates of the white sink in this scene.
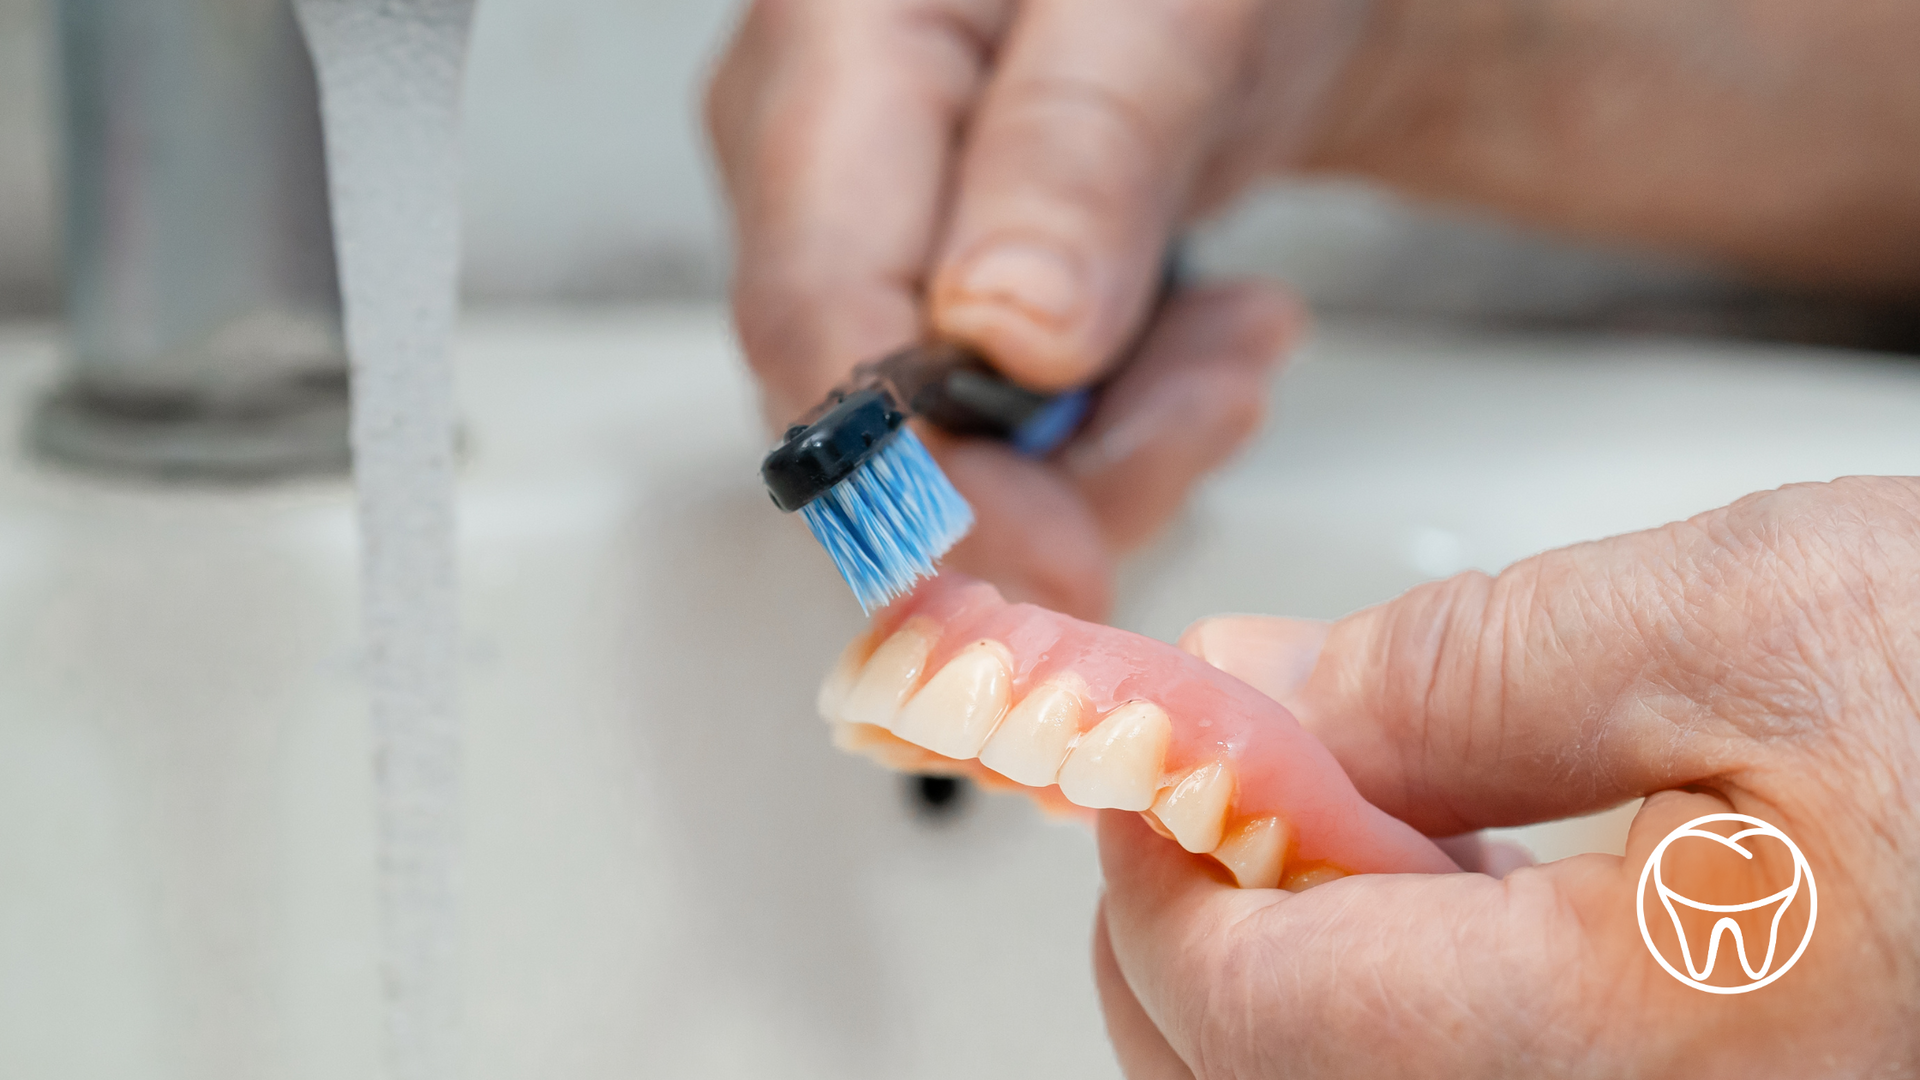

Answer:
[1,309,1915,1078]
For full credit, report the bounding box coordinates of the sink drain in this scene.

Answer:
[907,774,970,820]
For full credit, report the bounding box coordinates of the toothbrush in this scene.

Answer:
[761,341,1093,612]
[764,251,1181,611]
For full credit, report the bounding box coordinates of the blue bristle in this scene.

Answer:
[799,427,974,612]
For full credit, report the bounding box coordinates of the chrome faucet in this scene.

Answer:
[33,0,349,480]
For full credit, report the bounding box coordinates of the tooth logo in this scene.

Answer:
[1636,813,1817,995]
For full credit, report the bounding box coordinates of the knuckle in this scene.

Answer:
[1168,0,1264,42]
[1687,479,1920,726]
[1000,69,1172,177]
[1700,481,1892,630]
[979,0,1262,211]
[1366,570,1505,782]
[1159,0,1267,93]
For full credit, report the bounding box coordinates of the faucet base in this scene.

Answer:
[27,371,351,483]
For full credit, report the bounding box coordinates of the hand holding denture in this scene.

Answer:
[1089,478,1920,1077]
[818,477,1920,1075]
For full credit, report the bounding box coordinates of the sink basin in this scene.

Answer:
[1,309,1915,1078]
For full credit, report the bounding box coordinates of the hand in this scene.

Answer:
[710,0,1920,621]
[705,0,1364,618]
[1095,476,1920,1076]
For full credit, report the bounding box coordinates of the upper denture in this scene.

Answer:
[820,573,1458,887]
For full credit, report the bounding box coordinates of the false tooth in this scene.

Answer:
[1282,865,1349,893]
[1213,817,1290,890]
[829,720,888,761]
[816,633,872,722]
[833,721,943,771]
[1140,810,1177,841]
[892,641,1014,759]
[978,677,1087,786]
[1150,762,1235,853]
[841,619,935,730]
[1056,701,1171,811]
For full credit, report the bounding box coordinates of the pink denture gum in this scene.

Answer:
[818,573,1456,889]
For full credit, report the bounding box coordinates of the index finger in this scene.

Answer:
[706,0,1012,424]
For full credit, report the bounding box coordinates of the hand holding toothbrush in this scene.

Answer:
[709,0,1920,614]
[706,0,1314,620]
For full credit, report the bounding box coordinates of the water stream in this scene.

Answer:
[290,3,476,1077]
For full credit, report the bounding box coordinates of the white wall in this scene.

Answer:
[459,0,738,302]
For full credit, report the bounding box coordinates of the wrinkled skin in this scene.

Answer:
[707,0,1337,619]
[707,0,1920,1074]
[1098,477,1920,1077]
[707,0,1920,620]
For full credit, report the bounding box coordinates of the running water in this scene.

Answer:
[291,3,475,1078]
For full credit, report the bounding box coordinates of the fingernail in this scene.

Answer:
[951,241,1083,326]
[1179,616,1329,705]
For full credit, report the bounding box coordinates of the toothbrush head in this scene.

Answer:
[763,385,973,612]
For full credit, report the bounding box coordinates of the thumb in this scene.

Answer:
[1176,613,1328,705]
[928,0,1254,389]
[1192,513,1789,837]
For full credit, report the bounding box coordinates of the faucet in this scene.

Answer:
[32,0,349,481]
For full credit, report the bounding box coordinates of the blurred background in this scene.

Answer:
[5,0,1887,330]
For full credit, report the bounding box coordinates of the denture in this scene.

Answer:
[818,574,1457,888]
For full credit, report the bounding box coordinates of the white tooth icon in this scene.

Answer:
[1635,813,1818,995]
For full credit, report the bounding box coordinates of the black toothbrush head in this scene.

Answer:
[761,386,908,514]
[761,341,1094,611]
[761,352,974,611]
